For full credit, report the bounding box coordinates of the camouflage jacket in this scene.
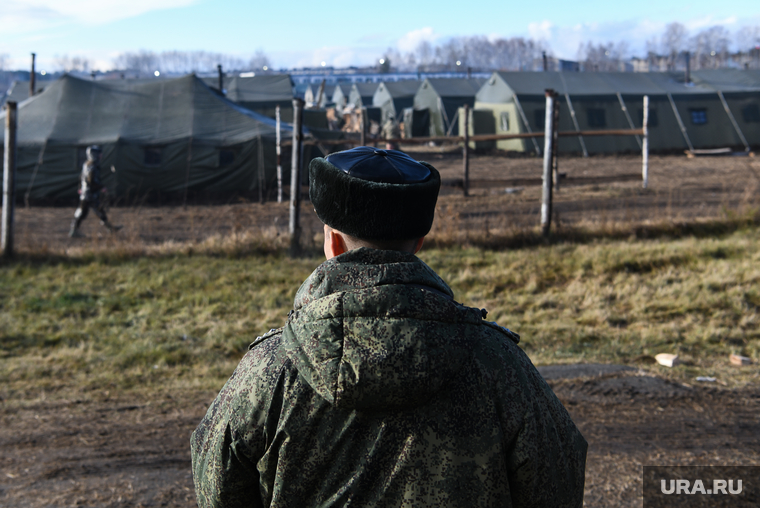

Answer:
[191,248,587,507]
[79,161,102,201]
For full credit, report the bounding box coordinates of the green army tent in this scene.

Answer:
[373,80,421,124]
[0,74,293,201]
[348,82,379,108]
[2,81,30,108]
[474,71,760,154]
[331,84,351,112]
[413,77,486,136]
[223,74,295,121]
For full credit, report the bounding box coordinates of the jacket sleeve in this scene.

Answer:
[191,335,283,508]
[499,343,588,508]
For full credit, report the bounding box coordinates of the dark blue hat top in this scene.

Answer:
[325,146,431,184]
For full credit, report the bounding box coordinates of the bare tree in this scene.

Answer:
[577,41,628,71]
[415,40,434,68]
[248,50,271,71]
[661,22,688,69]
[112,50,261,75]
[53,54,93,73]
[690,26,730,68]
[736,25,760,51]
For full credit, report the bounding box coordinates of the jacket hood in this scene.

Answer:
[281,248,482,410]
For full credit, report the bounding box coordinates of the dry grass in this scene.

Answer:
[1,221,758,404]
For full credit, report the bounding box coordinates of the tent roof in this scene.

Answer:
[492,71,760,97]
[224,74,294,103]
[351,82,379,97]
[423,78,486,97]
[378,80,422,98]
[2,80,30,106]
[0,74,286,146]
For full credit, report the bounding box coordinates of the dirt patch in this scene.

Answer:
[2,373,759,507]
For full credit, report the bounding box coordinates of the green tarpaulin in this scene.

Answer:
[0,74,294,201]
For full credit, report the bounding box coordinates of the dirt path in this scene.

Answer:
[11,154,760,253]
[2,371,758,507]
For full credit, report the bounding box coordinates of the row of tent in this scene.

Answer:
[267,70,760,155]
[2,70,760,200]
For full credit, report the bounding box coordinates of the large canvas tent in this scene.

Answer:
[2,80,30,109]
[413,78,485,136]
[0,74,293,201]
[474,70,760,153]
[373,81,421,123]
[216,74,295,121]
[348,82,379,108]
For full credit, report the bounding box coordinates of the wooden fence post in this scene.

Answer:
[2,102,17,258]
[276,105,283,202]
[541,90,556,237]
[552,94,560,192]
[642,95,649,189]
[360,107,366,147]
[463,104,470,197]
[289,98,304,257]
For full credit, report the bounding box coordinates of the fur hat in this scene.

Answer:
[309,147,441,241]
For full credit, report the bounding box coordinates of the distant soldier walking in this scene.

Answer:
[69,145,121,238]
[382,113,401,151]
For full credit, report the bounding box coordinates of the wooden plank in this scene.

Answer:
[285,128,645,147]
[441,173,641,188]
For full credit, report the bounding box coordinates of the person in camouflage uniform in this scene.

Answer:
[191,147,587,507]
[381,114,401,151]
[69,145,121,238]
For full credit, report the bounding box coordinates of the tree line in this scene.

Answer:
[4,22,760,77]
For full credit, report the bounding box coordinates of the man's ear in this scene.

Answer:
[324,225,349,260]
[413,237,425,254]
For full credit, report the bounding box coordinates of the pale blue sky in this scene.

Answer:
[1,0,759,71]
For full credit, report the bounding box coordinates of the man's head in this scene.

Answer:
[309,146,440,258]
[86,145,102,162]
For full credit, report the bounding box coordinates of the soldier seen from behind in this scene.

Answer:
[191,146,587,507]
[69,145,121,238]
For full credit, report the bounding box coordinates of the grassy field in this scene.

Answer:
[1,224,758,403]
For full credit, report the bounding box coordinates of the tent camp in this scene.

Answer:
[373,80,421,123]
[413,78,486,136]
[474,70,760,154]
[0,74,293,201]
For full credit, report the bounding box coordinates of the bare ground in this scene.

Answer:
[2,153,760,506]
[1,372,759,507]
[9,153,760,252]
